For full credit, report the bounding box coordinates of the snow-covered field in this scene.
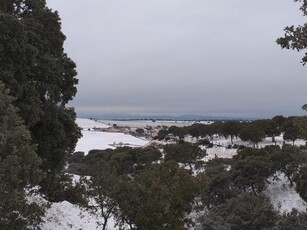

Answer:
[75,118,149,154]
[38,118,307,229]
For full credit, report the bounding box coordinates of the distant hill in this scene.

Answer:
[95,114,256,121]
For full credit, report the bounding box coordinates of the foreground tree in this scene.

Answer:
[231,148,275,195]
[115,161,198,230]
[0,0,81,173]
[0,83,43,229]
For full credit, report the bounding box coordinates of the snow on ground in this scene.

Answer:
[75,118,149,155]
[75,130,149,154]
[42,201,105,230]
[28,192,116,230]
[205,147,237,160]
[264,173,307,213]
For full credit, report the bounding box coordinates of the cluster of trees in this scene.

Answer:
[66,142,307,229]
[0,0,80,228]
[199,145,307,229]
[66,146,206,229]
[156,116,307,148]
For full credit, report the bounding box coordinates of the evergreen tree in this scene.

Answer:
[0,0,81,172]
[239,124,265,148]
[283,118,300,145]
[0,82,43,229]
[221,121,241,144]
[115,161,198,230]
[164,142,206,170]
[231,153,273,195]
[205,158,236,206]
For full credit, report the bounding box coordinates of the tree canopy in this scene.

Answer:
[0,82,43,229]
[0,0,81,172]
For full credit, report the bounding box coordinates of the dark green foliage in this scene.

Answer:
[86,161,120,230]
[201,193,278,230]
[239,124,265,148]
[221,121,241,144]
[272,115,287,129]
[231,150,274,195]
[154,129,169,140]
[197,138,211,146]
[135,128,144,136]
[254,119,281,143]
[40,173,87,205]
[67,147,162,176]
[188,124,204,139]
[276,0,307,64]
[207,122,224,137]
[115,161,198,230]
[294,165,307,202]
[0,83,43,229]
[0,0,81,173]
[107,147,161,175]
[205,146,280,207]
[168,125,186,139]
[274,209,307,230]
[283,118,300,145]
[164,142,206,169]
[271,145,307,186]
[292,116,307,143]
[205,158,236,206]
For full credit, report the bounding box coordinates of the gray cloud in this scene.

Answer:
[47,0,307,118]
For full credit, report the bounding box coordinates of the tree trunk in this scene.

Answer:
[251,184,258,196]
[287,174,293,187]
[189,162,193,171]
[102,217,108,230]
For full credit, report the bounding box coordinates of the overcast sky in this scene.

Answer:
[46,0,307,118]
